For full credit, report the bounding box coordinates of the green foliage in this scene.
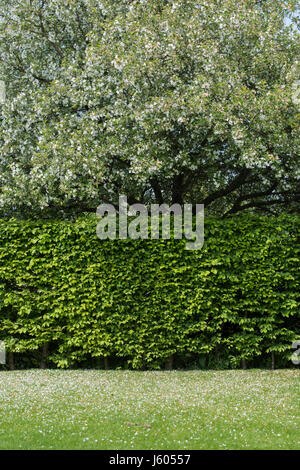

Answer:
[0,0,299,217]
[0,214,299,369]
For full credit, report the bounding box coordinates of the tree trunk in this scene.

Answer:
[104,357,109,370]
[271,352,275,371]
[241,358,247,370]
[40,342,49,369]
[171,175,184,205]
[8,352,15,370]
[150,178,163,205]
[165,355,174,370]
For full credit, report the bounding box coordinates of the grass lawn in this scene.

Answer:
[0,369,299,450]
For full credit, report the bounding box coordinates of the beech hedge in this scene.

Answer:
[0,214,299,370]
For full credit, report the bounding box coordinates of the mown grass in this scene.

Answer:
[0,369,299,450]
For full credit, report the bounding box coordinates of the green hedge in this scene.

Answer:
[0,214,299,369]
